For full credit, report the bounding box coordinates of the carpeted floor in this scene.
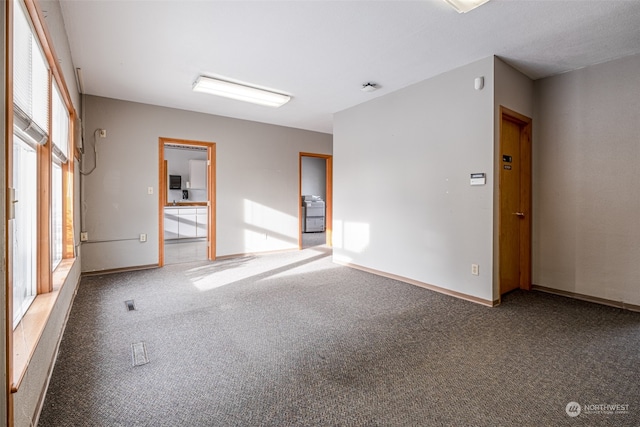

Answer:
[39,247,640,426]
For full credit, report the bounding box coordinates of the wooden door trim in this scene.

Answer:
[158,137,216,266]
[499,106,532,293]
[299,152,333,248]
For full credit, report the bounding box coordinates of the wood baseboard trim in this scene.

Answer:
[532,285,640,312]
[81,264,159,277]
[335,260,498,307]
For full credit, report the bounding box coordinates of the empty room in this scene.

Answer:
[2,0,640,426]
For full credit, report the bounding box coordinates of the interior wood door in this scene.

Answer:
[499,107,532,295]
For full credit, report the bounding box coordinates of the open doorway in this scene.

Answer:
[158,138,216,266]
[299,153,332,249]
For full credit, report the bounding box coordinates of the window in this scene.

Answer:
[11,134,38,327]
[52,82,69,269]
[13,0,50,326]
[11,0,74,325]
[9,0,77,397]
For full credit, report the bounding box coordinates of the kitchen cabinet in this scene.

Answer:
[164,209,180,239]
[196,208,208,237]
[164,207,208,240]
[179,210,197,238]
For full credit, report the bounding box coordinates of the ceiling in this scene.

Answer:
[57,0,640,135]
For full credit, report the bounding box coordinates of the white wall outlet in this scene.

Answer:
[80,232,88,242]
[99,129,107,138]
[471,264,479,276]
[139,233,147,242]
[147,186,154,195]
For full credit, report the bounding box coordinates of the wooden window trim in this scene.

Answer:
[62,152,74,258]
[7,0,78,403]
[37,72,52,294]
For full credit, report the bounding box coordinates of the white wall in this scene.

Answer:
[81,96,332,272]
[533,53,640,307]
[333,57,496,303]
[301,156,326,200]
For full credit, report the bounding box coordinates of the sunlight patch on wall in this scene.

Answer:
[333,219,370,254]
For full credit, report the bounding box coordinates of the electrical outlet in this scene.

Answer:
[471,264,479,276]
[147,186,154,195]
[139,233,147,242]
[80,232,88,242]
[99,129,107,138]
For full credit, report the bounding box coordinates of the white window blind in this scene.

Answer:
[13,0,49,141]
[13,0,31,118]
[32,41,49,132]
[52,82,69,161]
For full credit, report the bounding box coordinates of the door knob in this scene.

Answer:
[514,212,525,217]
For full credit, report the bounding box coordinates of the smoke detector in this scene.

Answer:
[361,82,379,92]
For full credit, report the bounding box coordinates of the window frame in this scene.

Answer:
[7,0,78,396]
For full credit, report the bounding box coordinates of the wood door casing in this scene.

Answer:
[158,138,216,266]
[299,152,333,248]
[498,107,532,295]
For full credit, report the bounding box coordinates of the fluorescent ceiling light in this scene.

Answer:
[192,76,291,107]
[443,0,491,13]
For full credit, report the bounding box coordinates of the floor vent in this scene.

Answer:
[131,342,149,366]
[125,300,136,311]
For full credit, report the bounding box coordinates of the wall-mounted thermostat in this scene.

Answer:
[470,173,486,186]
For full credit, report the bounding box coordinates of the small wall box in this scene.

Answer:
[470,173,486,186]
[169,175,181,189]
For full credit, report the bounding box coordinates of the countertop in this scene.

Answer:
[164,202,208,207]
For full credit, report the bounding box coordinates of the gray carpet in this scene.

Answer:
[39,247,640,426]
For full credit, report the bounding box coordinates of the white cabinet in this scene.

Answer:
[189,160,207,189]
[196,207,208,237]
[164,209,180,239]
[180,210,197,238]
[164,207,208,240]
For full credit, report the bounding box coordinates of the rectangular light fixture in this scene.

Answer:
[443,0,491,13]
[192,76,291,107]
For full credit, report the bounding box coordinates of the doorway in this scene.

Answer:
[498,107,532,295]
[158,138,216,266]
[299,153,332,249]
